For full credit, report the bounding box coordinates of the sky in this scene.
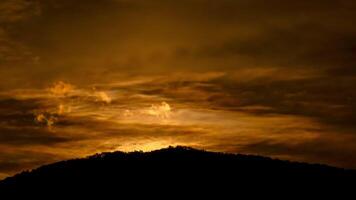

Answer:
[0,0,356,179]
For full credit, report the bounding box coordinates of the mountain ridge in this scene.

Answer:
[1,146,355,194]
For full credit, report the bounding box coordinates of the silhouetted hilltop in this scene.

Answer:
[1,146,355,195]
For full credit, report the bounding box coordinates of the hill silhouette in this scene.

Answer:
[1,146,355,195]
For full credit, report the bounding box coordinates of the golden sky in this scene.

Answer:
[0,0,356,179]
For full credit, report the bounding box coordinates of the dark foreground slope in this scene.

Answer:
[1,146,355,195]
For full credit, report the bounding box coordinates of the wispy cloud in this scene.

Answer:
[0,0,40,23]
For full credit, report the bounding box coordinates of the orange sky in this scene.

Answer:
[0,0,356,179]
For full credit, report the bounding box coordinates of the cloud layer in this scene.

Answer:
[0,0,356,179]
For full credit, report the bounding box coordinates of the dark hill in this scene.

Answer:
[0,146,355,195]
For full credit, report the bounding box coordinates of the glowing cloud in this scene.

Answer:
[34,103,71,128]
[123,109,133,117]
[95,91,112,104]
[49,81,74,96]
[57,104,71,115]
[35,113,57,127]
[146,102,171,119]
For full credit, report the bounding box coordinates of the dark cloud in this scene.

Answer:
[0,127,75,146]
[224,76,356,129]
[239,134,356,169]
[0,0,40,23]
[127,74,356,131]
[187,24,356,70]
[0,0,354,88]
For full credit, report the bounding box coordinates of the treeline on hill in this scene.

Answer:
[0,146,355,194]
